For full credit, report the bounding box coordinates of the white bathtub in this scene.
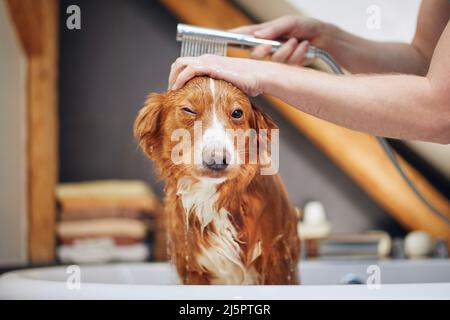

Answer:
[1,259,449,299]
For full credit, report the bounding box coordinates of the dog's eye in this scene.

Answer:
[231,109,243,119]
[182,107,196,115]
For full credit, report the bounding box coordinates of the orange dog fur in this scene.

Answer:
[134,76,299,284]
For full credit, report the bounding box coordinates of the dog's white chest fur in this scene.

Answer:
[176,177,259,284]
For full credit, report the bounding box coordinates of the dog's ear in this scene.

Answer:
[251,103,278,132]
[251,103,278,167]
[134,93,165,158]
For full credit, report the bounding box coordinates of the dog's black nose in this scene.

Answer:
[202,149,230,171]
[202,157,228,171]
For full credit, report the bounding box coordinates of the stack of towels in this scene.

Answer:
[56,180,159,264]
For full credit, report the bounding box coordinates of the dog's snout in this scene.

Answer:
[202,148,231,171]
[202,158,228,171]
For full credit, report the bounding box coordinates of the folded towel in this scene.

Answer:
[57,238,149,263]
[56,180,159,213]
[56,218,147,240]
[60,236,141,246]
[59,207,150,221]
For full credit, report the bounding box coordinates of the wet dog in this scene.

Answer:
[134,76,299,284]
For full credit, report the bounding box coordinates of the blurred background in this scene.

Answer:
[0,0,449,269]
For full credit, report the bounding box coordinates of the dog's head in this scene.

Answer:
[134,76,277,183]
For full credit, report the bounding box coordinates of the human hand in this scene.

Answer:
[168,54,276,96]
[230,15,330,65]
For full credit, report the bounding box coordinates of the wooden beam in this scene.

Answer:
[161,0,450,242]
[162,0,249,29]
[7,0,59,263]
[6,0,44,55]
[269,97,450,239]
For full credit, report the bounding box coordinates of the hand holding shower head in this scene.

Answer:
[176,23,342,73]
[177,23,282,56]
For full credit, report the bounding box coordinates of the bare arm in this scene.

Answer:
[259,1,450,143]
[323,0,450,74]
[262,24,450,143]
[169,1,450,143]
[231,0,448,75]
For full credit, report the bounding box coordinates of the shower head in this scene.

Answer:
[175,23,339,72]
[176,23,284,57]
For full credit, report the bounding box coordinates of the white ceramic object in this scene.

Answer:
[299,201,331,239]
[375,232,392,258]
[405,231,433,258]
[1,260,449,299]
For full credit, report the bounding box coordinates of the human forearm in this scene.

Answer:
[321,24,429,75]
[233,16,429,75]
[261,63,449,143]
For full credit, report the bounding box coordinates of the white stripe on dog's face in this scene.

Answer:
[200,79,235,168]
[210,78,215,103]
[209,78,220,131]
[204,79,225,144]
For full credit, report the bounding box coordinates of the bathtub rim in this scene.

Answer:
[1,261,450,300]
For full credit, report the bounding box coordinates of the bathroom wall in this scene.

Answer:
[58,0,405,235]
[0,1,28,265]
[287,0,421,42]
